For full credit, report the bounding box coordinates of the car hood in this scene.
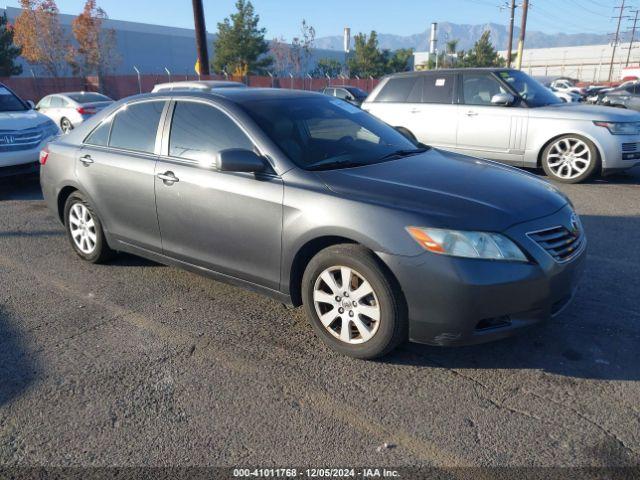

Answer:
[529,102,640,121]
[0,110,50,130]
[316,149,568,232]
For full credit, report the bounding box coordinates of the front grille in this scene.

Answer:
[528,225,584,263]
[622,142,638,152]
[0,127,45,152]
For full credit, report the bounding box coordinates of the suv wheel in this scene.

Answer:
[542,134,599,184]
[64,192,115,263]
[302,244,407,359]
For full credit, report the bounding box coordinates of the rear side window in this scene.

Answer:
[85,119,112,147]
[50,96,64,108]
[324,88,335,96]
[169,101,253,163]
[422,74,455,104]
[109,101,165,153]
[374,76,418,102]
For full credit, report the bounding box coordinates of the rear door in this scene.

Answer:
[154,99,283,289]
[455,72,528,165]
[76,100,167,251]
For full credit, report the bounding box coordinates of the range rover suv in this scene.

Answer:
[363,68,640,183]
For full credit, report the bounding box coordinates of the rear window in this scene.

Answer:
[374,77,418,102]
[67,93,112,103]
[109,101,165,153]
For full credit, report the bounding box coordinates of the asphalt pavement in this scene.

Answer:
[0,168,639,469]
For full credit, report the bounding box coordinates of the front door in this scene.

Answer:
[456,72,528,166]
[154,100,283,290]
[76,100,167,252]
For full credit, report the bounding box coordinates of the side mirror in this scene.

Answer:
[26,100,36,110]
[217,148,267,173]
[491,92,515,106]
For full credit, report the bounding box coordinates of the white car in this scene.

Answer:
[0,83,60,177]
[548,87,582,103]
[550,79,585,96]
[151,80,246,93]
[36,92,113,134]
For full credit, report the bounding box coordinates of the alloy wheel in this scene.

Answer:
[61,119,73,134]
[546,137,592,180]
[68,203,97,254]
[313,266,381,345]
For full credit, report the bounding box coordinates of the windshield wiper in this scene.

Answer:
[306,158,369,171]
[376,147,429,162]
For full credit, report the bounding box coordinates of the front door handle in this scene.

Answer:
[465,111,479,117]
[157,171,179,184]
[79,155,94,165]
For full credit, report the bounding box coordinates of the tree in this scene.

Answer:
[310,57,342,78]
[459,31,504,68]
[385,48,413,73]
[347,31,387,78]
[67,0,120,78]
[0,12,22,76]
[13,0,69,76]
[269,36,290,75]
[445,39,458,55]
[212,0,272,75]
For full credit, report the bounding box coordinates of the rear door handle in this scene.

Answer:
[157,171,179,184]
[410,108,421,114]
[79,155,94,165]
[465,111,479,117]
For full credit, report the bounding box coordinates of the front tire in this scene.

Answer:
[64,192,115,263]
[541,134,600,184]
[302,244,407,359]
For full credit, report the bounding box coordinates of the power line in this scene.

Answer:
[624,9,639,66]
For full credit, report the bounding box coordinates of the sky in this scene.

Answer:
[4,0,625,40]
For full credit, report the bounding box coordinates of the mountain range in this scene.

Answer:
[314,22,614,52]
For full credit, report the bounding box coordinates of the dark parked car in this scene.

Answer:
[40,89,586,359]
[321,85,369,106]
[599,83,640,110]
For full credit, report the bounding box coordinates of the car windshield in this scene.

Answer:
[0,85,27,112]
[498,71,561,107]
[239,96,421,170]
[67,92,112,103]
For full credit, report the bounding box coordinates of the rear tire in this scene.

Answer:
[302,244,407,359]
[64,192,115,264]
[541,134,600,184]
[60,118,74,134]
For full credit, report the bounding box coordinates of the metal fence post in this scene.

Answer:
[133,66,142,94]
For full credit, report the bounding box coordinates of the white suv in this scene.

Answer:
[0,83,60,177]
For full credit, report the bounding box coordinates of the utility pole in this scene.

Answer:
[609,0,627,81]
[515,0,529,70]
[626,9,639,67]
[506,0,517,68]
[192,0,210,76]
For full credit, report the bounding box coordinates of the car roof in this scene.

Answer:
[385,68,515,79]
[152,80,246,91]
[136,87,321,104]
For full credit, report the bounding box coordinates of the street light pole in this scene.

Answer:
[192,0,210,76]
[506,0,516,68]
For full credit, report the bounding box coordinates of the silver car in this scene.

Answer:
[36,92,114,134]
[40,89,585,359]
[363,68,640,183]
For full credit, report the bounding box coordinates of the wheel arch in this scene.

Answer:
[57,185,79,222]
[536,131,603,172]
[287,235,406,309]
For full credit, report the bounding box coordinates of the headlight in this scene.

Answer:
[593,121,640,135]
[406,227,528,262]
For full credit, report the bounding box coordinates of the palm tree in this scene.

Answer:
[446,39,459,55]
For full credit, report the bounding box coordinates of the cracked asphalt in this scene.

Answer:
[0,167,639,468]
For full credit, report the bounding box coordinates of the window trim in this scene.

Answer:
[159,98,264,169]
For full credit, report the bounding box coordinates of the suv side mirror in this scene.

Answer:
[26,100,36,110]
[217,148,267,173]
[491,92,515,106]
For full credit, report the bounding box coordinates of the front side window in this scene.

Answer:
[50,96,65,108]
[169,101,253,163]
[109,101,165,154]
[462,74,508,106]
[0,85,27,112]
[335,89,349,100]
[37,97,52,109]
[239,96,419,170]
[498,70,561,107]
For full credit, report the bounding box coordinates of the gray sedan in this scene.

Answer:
[40,89,585,358]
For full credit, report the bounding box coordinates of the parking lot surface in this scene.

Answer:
[0,168,639,467]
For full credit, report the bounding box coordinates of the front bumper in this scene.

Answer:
[598,132,640,172]
[379,205,587,346]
